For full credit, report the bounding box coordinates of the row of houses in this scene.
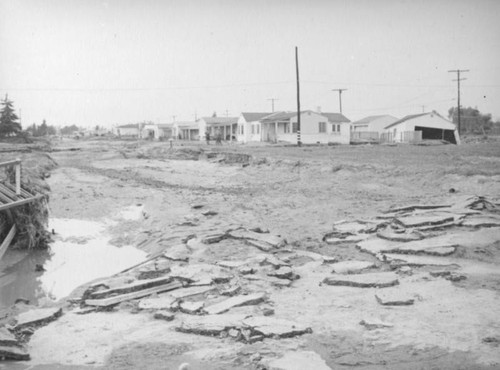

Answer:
[114,109,460,145]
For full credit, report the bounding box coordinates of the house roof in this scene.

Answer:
[260,111,297,122]
[201,117,239,125]
[352,115,397,125]
[157,123,174,129]
[320,112,351,123]
[176,121,198,129]
[384,113,429,129]
[117,123,139,129]
[241,112,272,122]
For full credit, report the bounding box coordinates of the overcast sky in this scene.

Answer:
[1,0,499,128]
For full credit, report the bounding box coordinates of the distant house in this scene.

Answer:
[351,115,399,140]
[157,123,175,139]
[236,112,272,143]
[174,121,199,140]
[383,112,460,144]
[116,123,140,138]
[142,123,159,139]
[198,116,239,141]
[259,110,351,144]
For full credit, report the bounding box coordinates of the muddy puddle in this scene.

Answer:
[0,208,147,308]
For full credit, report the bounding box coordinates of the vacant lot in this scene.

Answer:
[3,138,500,370]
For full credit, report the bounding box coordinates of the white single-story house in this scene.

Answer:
[174,121,199,140]
[157,123,175,139]
[351,115,399,140]
[142,123,159,139]
[116,123,140,138]
[259,110,351,144]
[198,116,239,141]
[237,112,272,143]
[384,112,460,144]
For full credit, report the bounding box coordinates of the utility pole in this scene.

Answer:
[421,105,426,113]
[295,46,301,146]
[448,69,469,135]
[267,98,279,113]
[332,89,347,114]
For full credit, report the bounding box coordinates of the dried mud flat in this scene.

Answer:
[1,138,500,370]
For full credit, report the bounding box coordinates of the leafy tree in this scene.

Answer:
[60,125,79,135]
[448,106,494,135]
[0,95,22,138]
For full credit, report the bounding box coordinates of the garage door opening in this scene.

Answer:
[415,126,457,144]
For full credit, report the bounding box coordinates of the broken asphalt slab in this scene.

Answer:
[330,260,375,274]
[395,212,455,228]
[0,345,30,361]
[203,293,267,315]
[375,289,415,306]
[176,314,248,336]
[382,253,460,267]
[0,327,17,346]
[242,316,312,338]
[14,307,63,331]
[322,272,399,288]
[357,236,458,256]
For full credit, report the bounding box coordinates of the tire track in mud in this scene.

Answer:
[75,165,247,195]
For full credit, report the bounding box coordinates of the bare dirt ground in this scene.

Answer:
[2,137,500,370]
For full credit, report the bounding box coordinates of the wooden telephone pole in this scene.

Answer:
[332,88,347,114]
[448,69,469,135]
[295,46,301,146]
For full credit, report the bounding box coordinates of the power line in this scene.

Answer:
[448,69,470,135]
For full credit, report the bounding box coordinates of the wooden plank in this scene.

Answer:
[0,159,22,168]
[0,194,45,212]
[0,184,19,201]
[0,224,16,261]
[89,275,175,299]
[85,281,183,307]
[3,182,32,198]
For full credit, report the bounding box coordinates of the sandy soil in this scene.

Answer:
[3,137,500,370]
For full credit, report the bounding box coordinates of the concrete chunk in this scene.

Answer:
[180,301,204,314]
[203,293,266,315]
[322,272,399,288]
[384,253,460,267]
[0,327,17,346]
[138,295,177,310]
[395,213,454,227]
[242,316,312,338]
[0,345,30,361]
[176,314,247,336]
[359,318,394,330]
[153,310,175,321]
[330,260,375,274]
[375,290,415,306]
[169,285,217,300]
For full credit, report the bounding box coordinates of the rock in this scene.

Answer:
[322,256,338,264]
[163,244,191,262]
[260,255,291,268]
[238,266,255,275]
[359,318,394,330]
[395,213,455,228]
[242,316,312,338]
[138,295,178,310]
[176,314,247,336]
[180,301,204,314]
[220,285,241,296]
[267,351,331,370]
[0,327,17,346]
[330,260,375,274]
[154,310,175,321]
[203,293,266,315]
[267,266,295,280]
[202,233,227,244]
[0,345,30,361]
[14,307,63,330]
[202,210,218,216]
[375,290,415,306]
[191,204,204,209]
[322,272,399,288]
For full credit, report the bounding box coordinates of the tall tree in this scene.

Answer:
[448,106,493,135]
[0,95,22,138]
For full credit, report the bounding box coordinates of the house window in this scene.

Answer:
[292,122,298,133]
[256,124,260,134]
[284,123,290,133]
[318,122,326,133]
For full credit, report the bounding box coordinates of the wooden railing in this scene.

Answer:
[0,158,21,196]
